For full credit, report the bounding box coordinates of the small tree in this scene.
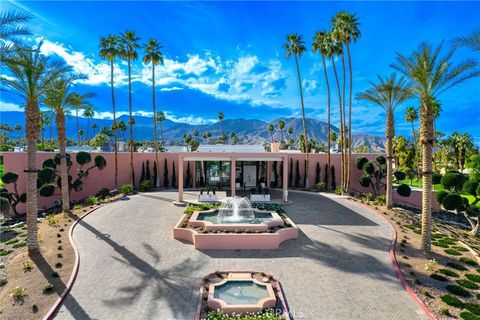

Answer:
[164,158,169,188]
[140,162,145,184]
[315,162,321,184]
[0,172,26,216]
[436,171,479,236]
[288,158,293,188]
[356,156,411,198]
[272,161,278,188]
[185,162,191,188]
[172,162,176,188]
[153,160,158,188]
[324,163,329,189]
[295,160,300,188]
[145,160,151,183]
[38,152,107,198]
[331,165,336,190]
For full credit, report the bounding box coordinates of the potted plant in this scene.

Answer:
[250,185,270,202]
[198,186,217,202]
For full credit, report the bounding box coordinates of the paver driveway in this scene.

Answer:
[55,191,428,320]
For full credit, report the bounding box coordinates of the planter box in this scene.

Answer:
[250,194,270,202]
[198,194,217,202]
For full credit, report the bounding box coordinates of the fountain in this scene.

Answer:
[217,196,255,222]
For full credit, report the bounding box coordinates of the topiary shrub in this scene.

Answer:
[432,172,443,185]
[442,172,466,192]
[431,274,448,282]
[39,184,56,197]
[460,311,480,320]
[465,274,480,283]
[448,262,468,271]
[460,257,478,266]
[436,190,449,205]
[441,294,464,308]
[0,171,26,216]
[397,184,411,197]
[444,248,462,256]
[439,269,460,277]
[443,193,465,211]
[456,279,480,290]
[120,184,133,195]
[356,157,369,170]
[39,152,107,198]
[446,285,471,297]
[95,188,110,199]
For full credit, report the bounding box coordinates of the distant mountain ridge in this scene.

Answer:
[0,111,385,151]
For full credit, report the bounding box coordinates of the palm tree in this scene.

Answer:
[40,111,49,150]
[143,38,164,187]
[287,127,294,140]
[71,92,94,146]
[283,33,309,188]
[230,132,238,145]
[83,105,95,140]
[2,44,70,252]
[0,10,31,63]
[92,123,98,136]
[332,12,361,191]
[326,30,345,187]
[119,30,140,186]
[44,74,89,212]
[99,34,120,189]
[278,119,285,144]
[405,106,418,145]
[116,120,127,142]
[453,28,480,52]
[218,112,225,143]
[267,124,275,143]
[392,42,480,252]
[312,30,332,173]
[155,111,166,144]
[358,74,412,209]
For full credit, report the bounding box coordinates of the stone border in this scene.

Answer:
[194,270,291,320]
[173,214,298,250]
[42,201,111,320]
[352,199,437,320]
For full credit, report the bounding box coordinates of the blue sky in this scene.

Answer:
[1,1,480,142]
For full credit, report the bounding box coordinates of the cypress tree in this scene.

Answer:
[295,160,300,188]
[164,158,169,188]
[315,162,321,184]
[146,160,151,182]
[324,163,329,188]
[272,161,278,188]
[288,158,293,187]
[140,162,145,183]
[172,162,176,188]
[331,165,336,190]
[186,162,191,188]
[153,161,158,188]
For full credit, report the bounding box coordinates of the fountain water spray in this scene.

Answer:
[217,196,255,222]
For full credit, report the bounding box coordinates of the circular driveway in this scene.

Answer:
[55,191,428,320]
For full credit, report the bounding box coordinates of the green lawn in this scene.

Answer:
[398,178,477,205]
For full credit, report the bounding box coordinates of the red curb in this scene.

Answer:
[370,204,437,320]
[42,205,102,320]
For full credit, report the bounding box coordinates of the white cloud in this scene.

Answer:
[164,111,217,125]
[0,101,23,112]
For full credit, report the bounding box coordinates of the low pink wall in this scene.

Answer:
[393,189,440,211]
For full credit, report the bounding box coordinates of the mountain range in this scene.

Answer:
[0,111,386,151]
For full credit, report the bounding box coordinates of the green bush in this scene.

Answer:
[359,175,371,187]
[85,196,98,206]
[448,262,468,271]
[184,203,220,215]
[447,285,471,297]
[456,279,480,290]
[439,269,460,278]
[39,184,55,197]
[363,162,375,175]
[397,184,411,197]
[76,151,92,165]
[432,241,450,248]
[376,156,386,165]
[204,309,282,320]
[463,180,479,196]
[465,303,480,316]
[393,171,406,181]
[356,157,368,170]
[444,248,462,256]
[460,311,480,320]
[442,172,466,191]
[42,283,54,294]
[431,274,447,281]
[314,182,327,192]
[94,155,107,169]
[140,179,151,192]
[441,294,464,308]
[95,188,110,199]
[120,184,133,195]
[443,193,464,210]
[436,190,449,205]
[460,257,478,266]
[1,172,18,184]
[432,172,443,185]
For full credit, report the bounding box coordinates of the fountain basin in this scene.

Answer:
[188,209,284,232]
[208,273,276,315]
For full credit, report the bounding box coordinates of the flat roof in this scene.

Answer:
[196,144,266,153]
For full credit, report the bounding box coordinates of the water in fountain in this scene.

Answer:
[217,196,255,222]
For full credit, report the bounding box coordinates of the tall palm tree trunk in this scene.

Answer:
[56,113,70,211]
[341,52,347,190]
[160,123,164,145]
[332,57,343,190]
[346,44,353,191]
[294,54,309,189]
[386,110,394,209]
[321,55,331,180]
[75,109,80,146]
[41,128,45,151]
[128,58,135,186]
[110,60,118,190]
[152,64,159,187]
[86,117,89,141]
[49,112,54,148]
[420,101,434,252]
[25,99,40,252]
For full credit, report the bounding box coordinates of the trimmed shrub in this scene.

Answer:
[397,184,411,197]
[441,294,464,308]
[76,151,92,165]
[430,274,447,282]
[444,248,462,256]
[356,157,368,170]
[393,171,406,181]
[439,269,460,278]
[39,184,55,197]
[95,188,110,199]
[432,172,443,185]
[460,311,480,320]
[436,190,449,205]
[94,155,107,169]
[359,175,371,187]
[460,257,478,266]
[465,303,480,316]
[448,262,468,271]
[447,285,471,297]
[463,180,479,196]
[443,193,464,210]
[120,184,133,195]
[1,172,18,184]
[376,156,386,165]
[456,279,480,290]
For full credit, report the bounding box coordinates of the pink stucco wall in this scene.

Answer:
[1,151,434,212]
